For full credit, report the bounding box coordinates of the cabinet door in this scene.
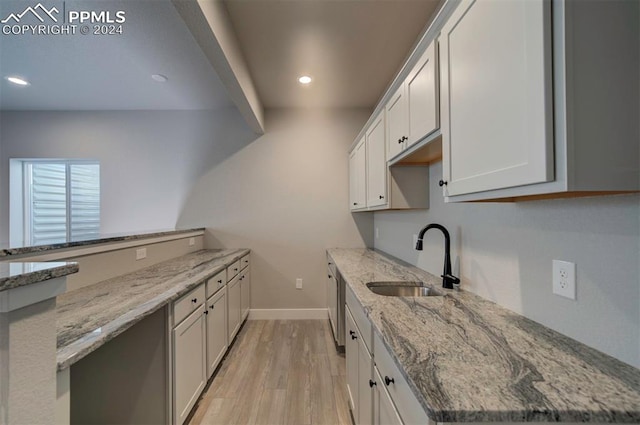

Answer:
[345,308,359,420]
[385,86,408,160]
[350,138,367,210]
[440,0,553,197]
[406,40,438,148]
[357,332,373,425]
[327,270,337,336]
[206,289,227,379]
[366,113,387,208]
[240,268,251,321]
[227,275,241,341]
[373,368,403,425]
[173,306,206,425]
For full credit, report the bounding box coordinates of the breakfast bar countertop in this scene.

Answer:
[56,248,249,371]
[327,248,640,423]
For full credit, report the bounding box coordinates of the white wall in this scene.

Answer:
[374,161,640,368]
[178,108,373,310]
[0,109,255,244]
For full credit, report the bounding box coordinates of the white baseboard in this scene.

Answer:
[248,308,328,320]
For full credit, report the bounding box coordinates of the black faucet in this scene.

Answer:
[415,223,460,290]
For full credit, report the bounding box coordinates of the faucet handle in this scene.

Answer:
[441,274,460,290]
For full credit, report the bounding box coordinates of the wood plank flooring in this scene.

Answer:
[188,320,350,425]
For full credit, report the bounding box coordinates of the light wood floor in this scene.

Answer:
[188,320,351,425]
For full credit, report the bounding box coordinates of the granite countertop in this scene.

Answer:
[0,227,204,258]
[0,261,78,292]
[56,248,248,371]
[327,248,640,423]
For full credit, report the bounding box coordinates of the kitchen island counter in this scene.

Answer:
[56,248,248,370]
[328,248,640,423]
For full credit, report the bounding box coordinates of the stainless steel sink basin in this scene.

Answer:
[366,282,443,297]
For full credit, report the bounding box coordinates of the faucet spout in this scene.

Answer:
[415,223,460,290]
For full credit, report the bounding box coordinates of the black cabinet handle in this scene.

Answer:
[204,310,208,315]
[328,274,331,278]
[191,298,198,303]
[397,138,402,144]
[401,136,408,142]
[439,180,448,187]
[217,279,222,284]
[384,376,395,386]
[210,305,215,310]
[353,202,357,206]
[369,379,377,388]
[349,330,357,340]
[379,195,384,199]
[234,268,238,271]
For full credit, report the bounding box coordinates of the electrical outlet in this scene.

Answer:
[553,260,576,300]
[136,248,147,260]
[375,227,379,239]
[412,234,418,249]
[296,278,303,289]
[188,237,195,246]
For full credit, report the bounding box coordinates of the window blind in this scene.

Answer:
[26,161,100,245]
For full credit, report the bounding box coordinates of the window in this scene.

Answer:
[17,160,100,246]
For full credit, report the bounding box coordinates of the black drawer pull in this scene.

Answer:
[369,379,377,388]
[384,376,395,386]
[204,310,208,315]
[217,279,222,284]
[191,298,198,303]
[210,305,214,310]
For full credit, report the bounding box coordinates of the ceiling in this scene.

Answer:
[224,0,441,109]
[0,0,441,111]
[0,0,232,110]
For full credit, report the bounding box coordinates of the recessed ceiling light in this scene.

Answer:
[151,74,168,83]
[298,75,312,85]
[6,76,30,86]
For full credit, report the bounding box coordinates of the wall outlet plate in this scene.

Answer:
[552,260,576,300]
[296,278,303,289]
[136,248,147,260]
[188,237,195,246]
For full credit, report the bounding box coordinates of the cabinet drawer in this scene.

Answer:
[174,284,206,327]
[227,261,241,280]
[206,270,226,298]
[346,285,372,354]
[240,254,250,270]
[373,332,429,425]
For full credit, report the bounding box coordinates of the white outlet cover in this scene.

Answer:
[136,248,147,260]
[188,237,195,246]
[552,260,576,300]
[296,278,303,289]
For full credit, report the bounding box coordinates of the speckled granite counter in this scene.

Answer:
[56,248,248,370]
[0,227,204,258]
[327,248,640,423]
[0,261,78,292]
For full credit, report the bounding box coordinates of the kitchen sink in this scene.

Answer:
[366,282,443,297]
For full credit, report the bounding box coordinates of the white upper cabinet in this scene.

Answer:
[439,0,638,202]
[349,138,367,211]
[440,0,554,197]
[385,86,407,160]
[366,112,387,208]
[406,40,439,149]
[385,38,440,162]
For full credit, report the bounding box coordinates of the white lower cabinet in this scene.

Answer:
[346,308,360,420]
[227,273,242,341]
[374,367,403,425]
[173,298,206,425]
[205,288,227,378]
[346,289,431,425]
[357,333,374,425]
[240,268,251,321]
